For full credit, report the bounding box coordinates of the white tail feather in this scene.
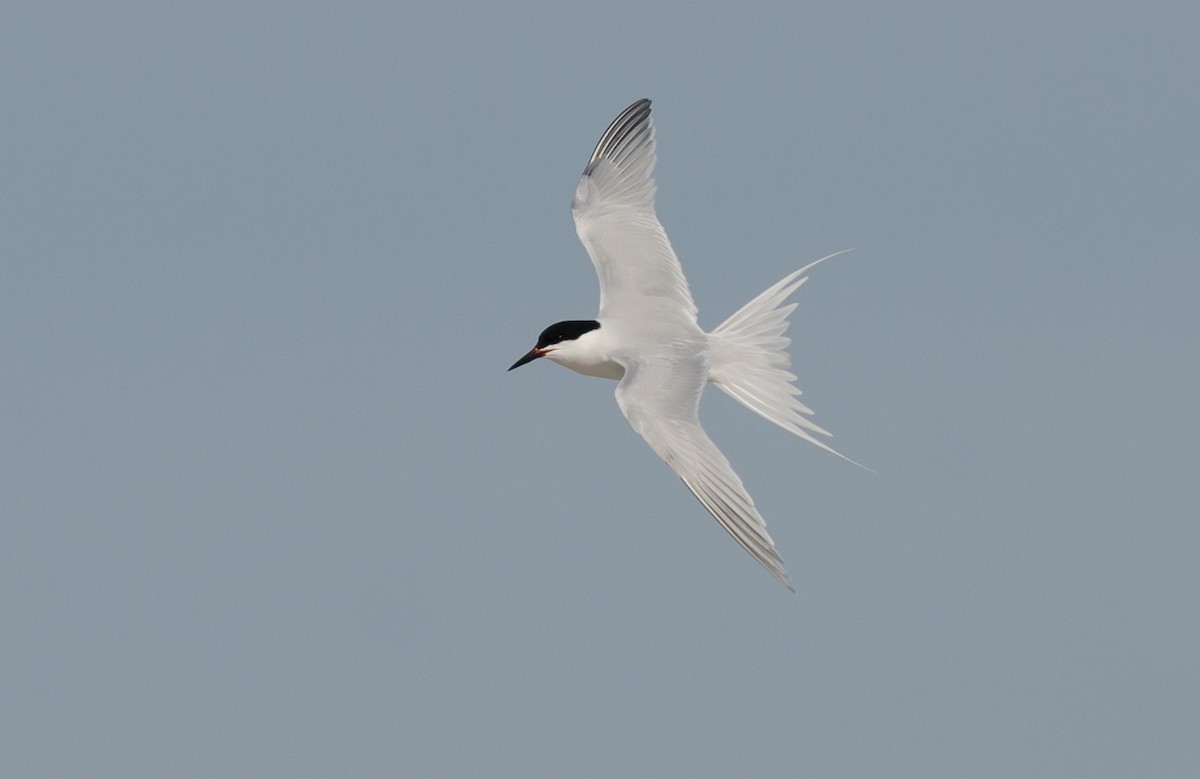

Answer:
[707,250,869,470]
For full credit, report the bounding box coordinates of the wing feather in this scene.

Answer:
[571,100,699,324]
[615,357,794,590]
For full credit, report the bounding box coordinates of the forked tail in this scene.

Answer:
[707,250,868,469]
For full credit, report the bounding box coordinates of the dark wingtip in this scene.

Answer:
[584,98,654,172]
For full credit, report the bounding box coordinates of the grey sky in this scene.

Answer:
[3,2,1198,776]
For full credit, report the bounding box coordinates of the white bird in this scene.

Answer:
[509,99,859,590]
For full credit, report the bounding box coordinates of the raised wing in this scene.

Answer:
[614,355,794,590]
[571,99,699,325]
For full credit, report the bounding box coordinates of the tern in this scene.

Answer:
[509,99,858,590]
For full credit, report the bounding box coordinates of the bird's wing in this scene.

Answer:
[614,354,793,590]
[571,99,699,325]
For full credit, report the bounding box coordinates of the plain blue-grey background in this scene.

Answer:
[3,2,1197,776]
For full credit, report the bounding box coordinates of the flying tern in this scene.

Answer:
[509,99,859,590]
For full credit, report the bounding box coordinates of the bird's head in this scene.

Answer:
[508,320,602,371]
